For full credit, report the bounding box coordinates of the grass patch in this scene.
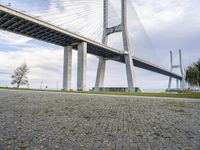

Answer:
[0,87,200,99]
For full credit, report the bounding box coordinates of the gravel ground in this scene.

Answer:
[0,90,200,150]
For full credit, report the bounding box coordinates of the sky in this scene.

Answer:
[0,0,199,91]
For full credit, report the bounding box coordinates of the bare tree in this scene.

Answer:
[11,63,29,88]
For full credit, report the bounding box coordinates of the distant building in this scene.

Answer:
[92,87,142,92]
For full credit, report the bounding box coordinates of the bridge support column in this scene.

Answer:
[77,42,87,91]
[124,53,136,92]
[176,79,179,89]
[168,77,172,89]
[95,0,108,92]
[63,46,72,90]
[180,79,185,90]
[95,57,106,91]
[179,50,185,90]
[168,50,185,90]
[122,0,136,92]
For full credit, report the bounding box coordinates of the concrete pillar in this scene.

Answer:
[176,79,179,89]
[77,42,87,91]
[63,46,72,90]
[95,0,108,91]
[122,0,136,92]
[168,51,173,90]
[95,57,106,91]
[181,78,185,90]
[102,0,108,44]
[179,50,185,90]
[179,50,184,76]
[180,79,183,90]
[124,54,136,92]
[168,78,172,89]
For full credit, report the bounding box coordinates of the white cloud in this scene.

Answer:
[0,30,32,45]
[132,0,191,30]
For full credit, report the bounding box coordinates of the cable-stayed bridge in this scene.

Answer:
[0,1,183,92]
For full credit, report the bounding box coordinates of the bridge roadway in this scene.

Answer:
[0,4,182,80]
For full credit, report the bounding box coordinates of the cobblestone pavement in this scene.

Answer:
[0,90,200,150]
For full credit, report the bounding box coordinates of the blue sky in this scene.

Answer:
[0,0,199,90]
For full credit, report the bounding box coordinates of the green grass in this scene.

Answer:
[0,87,200,99]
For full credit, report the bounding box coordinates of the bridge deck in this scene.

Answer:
[0,5,182,80]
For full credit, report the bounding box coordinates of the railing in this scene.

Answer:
[0,2,51,23]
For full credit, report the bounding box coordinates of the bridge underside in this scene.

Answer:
[0,5,182,81]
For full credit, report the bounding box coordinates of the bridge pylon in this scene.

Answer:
[167,50,185,91]
[95,0,137,92]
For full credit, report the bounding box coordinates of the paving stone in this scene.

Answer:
[0,90,200,149]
